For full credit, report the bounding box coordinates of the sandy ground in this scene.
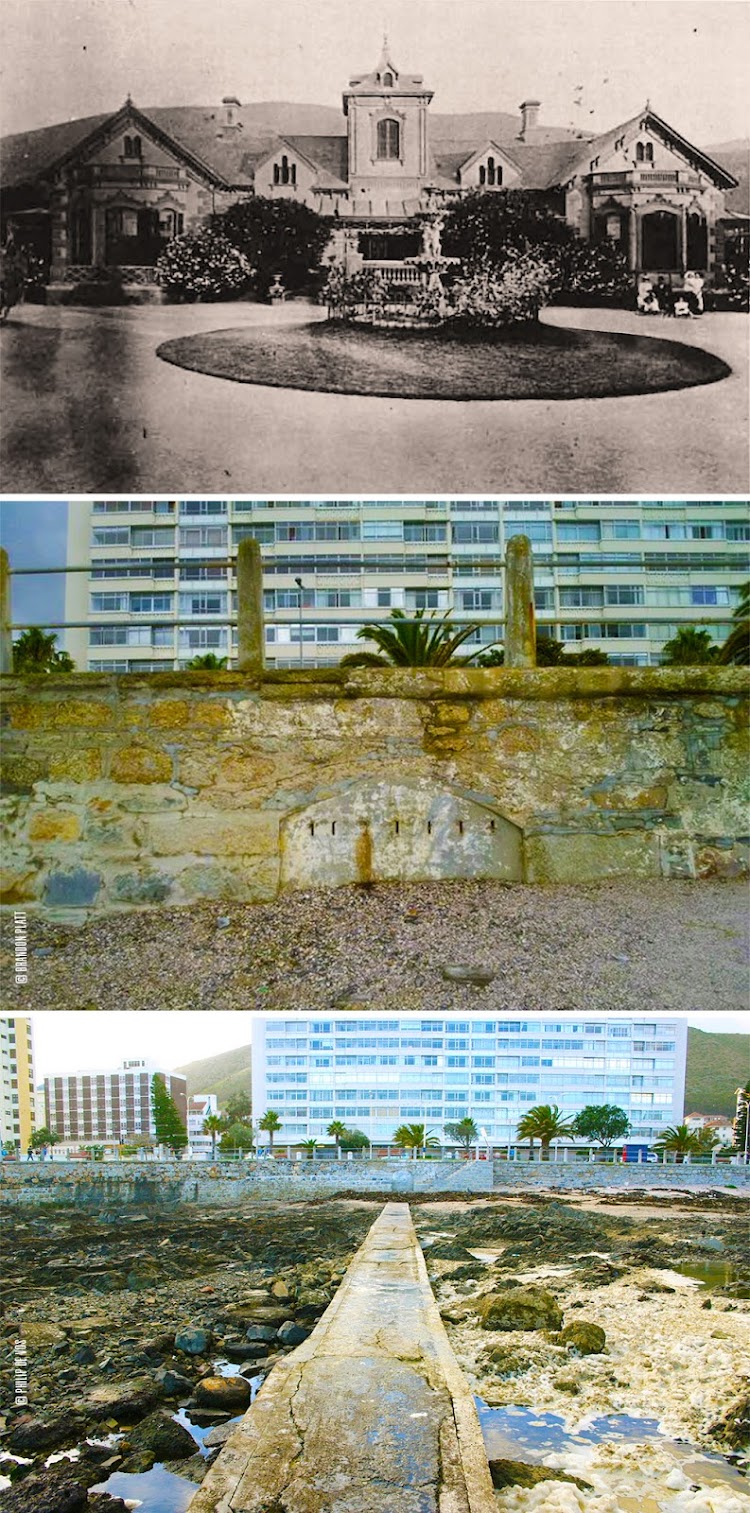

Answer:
[3,877,746,1012]
[1,299,747,492]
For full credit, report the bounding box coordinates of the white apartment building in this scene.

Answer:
[251,1013,688,1148]
[188,1092,219,1157]
[0,1018,36,1153]
[64,500,749,672]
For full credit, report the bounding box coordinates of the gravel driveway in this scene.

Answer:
[4,879,747,1012]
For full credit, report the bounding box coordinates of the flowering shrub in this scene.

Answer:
[557,239,632,303]
[448,251,557,326]
[155,229,253,302]
[323,266,388,319]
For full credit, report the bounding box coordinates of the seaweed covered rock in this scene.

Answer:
[476,1286,563,1332]
[489,1459,592,1491]
[559,1321,606,1355]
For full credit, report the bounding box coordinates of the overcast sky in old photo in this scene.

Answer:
[1,0,748,144]
[27,1011,750,1078]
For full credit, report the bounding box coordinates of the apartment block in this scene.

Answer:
[188,1092,219,1157]
[64,500,749,672]
[0,1018,36,1153]
[251,1013,688,1147]
[44,1058,187,1144]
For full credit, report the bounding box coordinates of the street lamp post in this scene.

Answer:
[294,577,304,666]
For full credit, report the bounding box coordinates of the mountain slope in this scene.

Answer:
[175,1043,252,1106]
[685,1028,748,1116]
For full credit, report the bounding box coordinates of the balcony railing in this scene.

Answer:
[362,261,422,284]
[592,169,702,190]
[73,164,188,187]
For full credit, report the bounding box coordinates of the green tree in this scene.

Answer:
[186,653,228,669]
[214,196,331,298]
[151,1075,189,1157]
[338,1128,371,1152]
[30,1126,59,1151]
[340,608,487,668]
[219,1121,255,1155]
[719,581,750,666]
[299,1138,317,1159]
[653,1124,699,1163]
[572,1105,630,1151]
[225,1090,253,1125]
[392,1123,440,1159]
[202,1114,226,1158]
[733,1082,750,1155]
[12,628,74,674]
[477,637,610,669]
[259,1109,282,1151]
[516,1104,574,1161]
[443,1117,479,1155]
[327,1120,348,1150]
[661,626,719,666]
[691,1126,721,1157]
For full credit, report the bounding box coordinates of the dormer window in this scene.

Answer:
[383,71,394,87]
[636,141,653,163]
[123,135,142,159]
[377,118,400,160]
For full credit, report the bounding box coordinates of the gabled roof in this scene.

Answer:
[50,101,235,188]
[557,106,739,190]
[283,135,349,187]
[454,139,524,176]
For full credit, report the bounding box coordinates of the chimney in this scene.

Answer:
[518,99,541,141]
[222,95,242,131]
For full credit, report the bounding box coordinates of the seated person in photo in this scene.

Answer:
[637,276,659,313]
[683,269,705,314]
[673,292,692,317]
[654,276,674,314]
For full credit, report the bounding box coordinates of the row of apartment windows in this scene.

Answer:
[89,585,734,615]
[91,520,750,549]
[87,620,731,649]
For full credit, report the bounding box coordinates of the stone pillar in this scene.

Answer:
[236,537,265,673]
[0,549,12,675]
[504,534,536,668]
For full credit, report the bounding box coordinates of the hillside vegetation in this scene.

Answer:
[175,1042,251,1105]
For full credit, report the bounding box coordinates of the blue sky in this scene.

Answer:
[0,500,68,634]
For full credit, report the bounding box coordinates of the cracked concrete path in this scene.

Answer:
[188,1202,495,1513]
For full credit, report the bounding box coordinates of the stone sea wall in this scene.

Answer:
[1,665,747,913]
[0,1159,746,1209]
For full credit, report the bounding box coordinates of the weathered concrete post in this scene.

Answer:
[236,537,265,673]
[0,549,12,675]
[504,533,536,668]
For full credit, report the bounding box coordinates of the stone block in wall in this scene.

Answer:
[28,810,82,843]
[1,751,51,791]
[148,812,280,858]
[48,749,104,783]
[109,746,174,784]
[43,866,102,908]
[146,699,231,730]
[111,871,174,904]
[0,862,42,905]
[525,829,659,884]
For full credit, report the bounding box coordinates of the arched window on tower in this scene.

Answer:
[377,118,400,160]
[383,71,394,87]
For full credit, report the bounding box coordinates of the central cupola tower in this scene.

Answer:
[343,38,434,211]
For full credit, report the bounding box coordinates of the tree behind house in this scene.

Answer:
[151,1075,188,1157]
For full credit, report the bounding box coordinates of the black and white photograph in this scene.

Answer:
[1,0,748,493]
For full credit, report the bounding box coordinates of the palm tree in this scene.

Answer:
[202,1114,225,1159]
[258,1110,282,1152]
[653,1124,699,1163]
[12,627,74,674]
[186,653,228,669]
[719,581,750,665]
[516,1104,574,1161]
[299,1138,317,1160]
[661,626,719,666]
[327,1120,348,1153]
[443,1117,479,1156]
[734,1082,750,1157]
[340,608,489,668]
[691,1126,721,1158]
[392,1123,440,1159]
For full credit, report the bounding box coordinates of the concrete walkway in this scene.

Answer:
[188,1202,495,1513]
[1,299,747,492]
